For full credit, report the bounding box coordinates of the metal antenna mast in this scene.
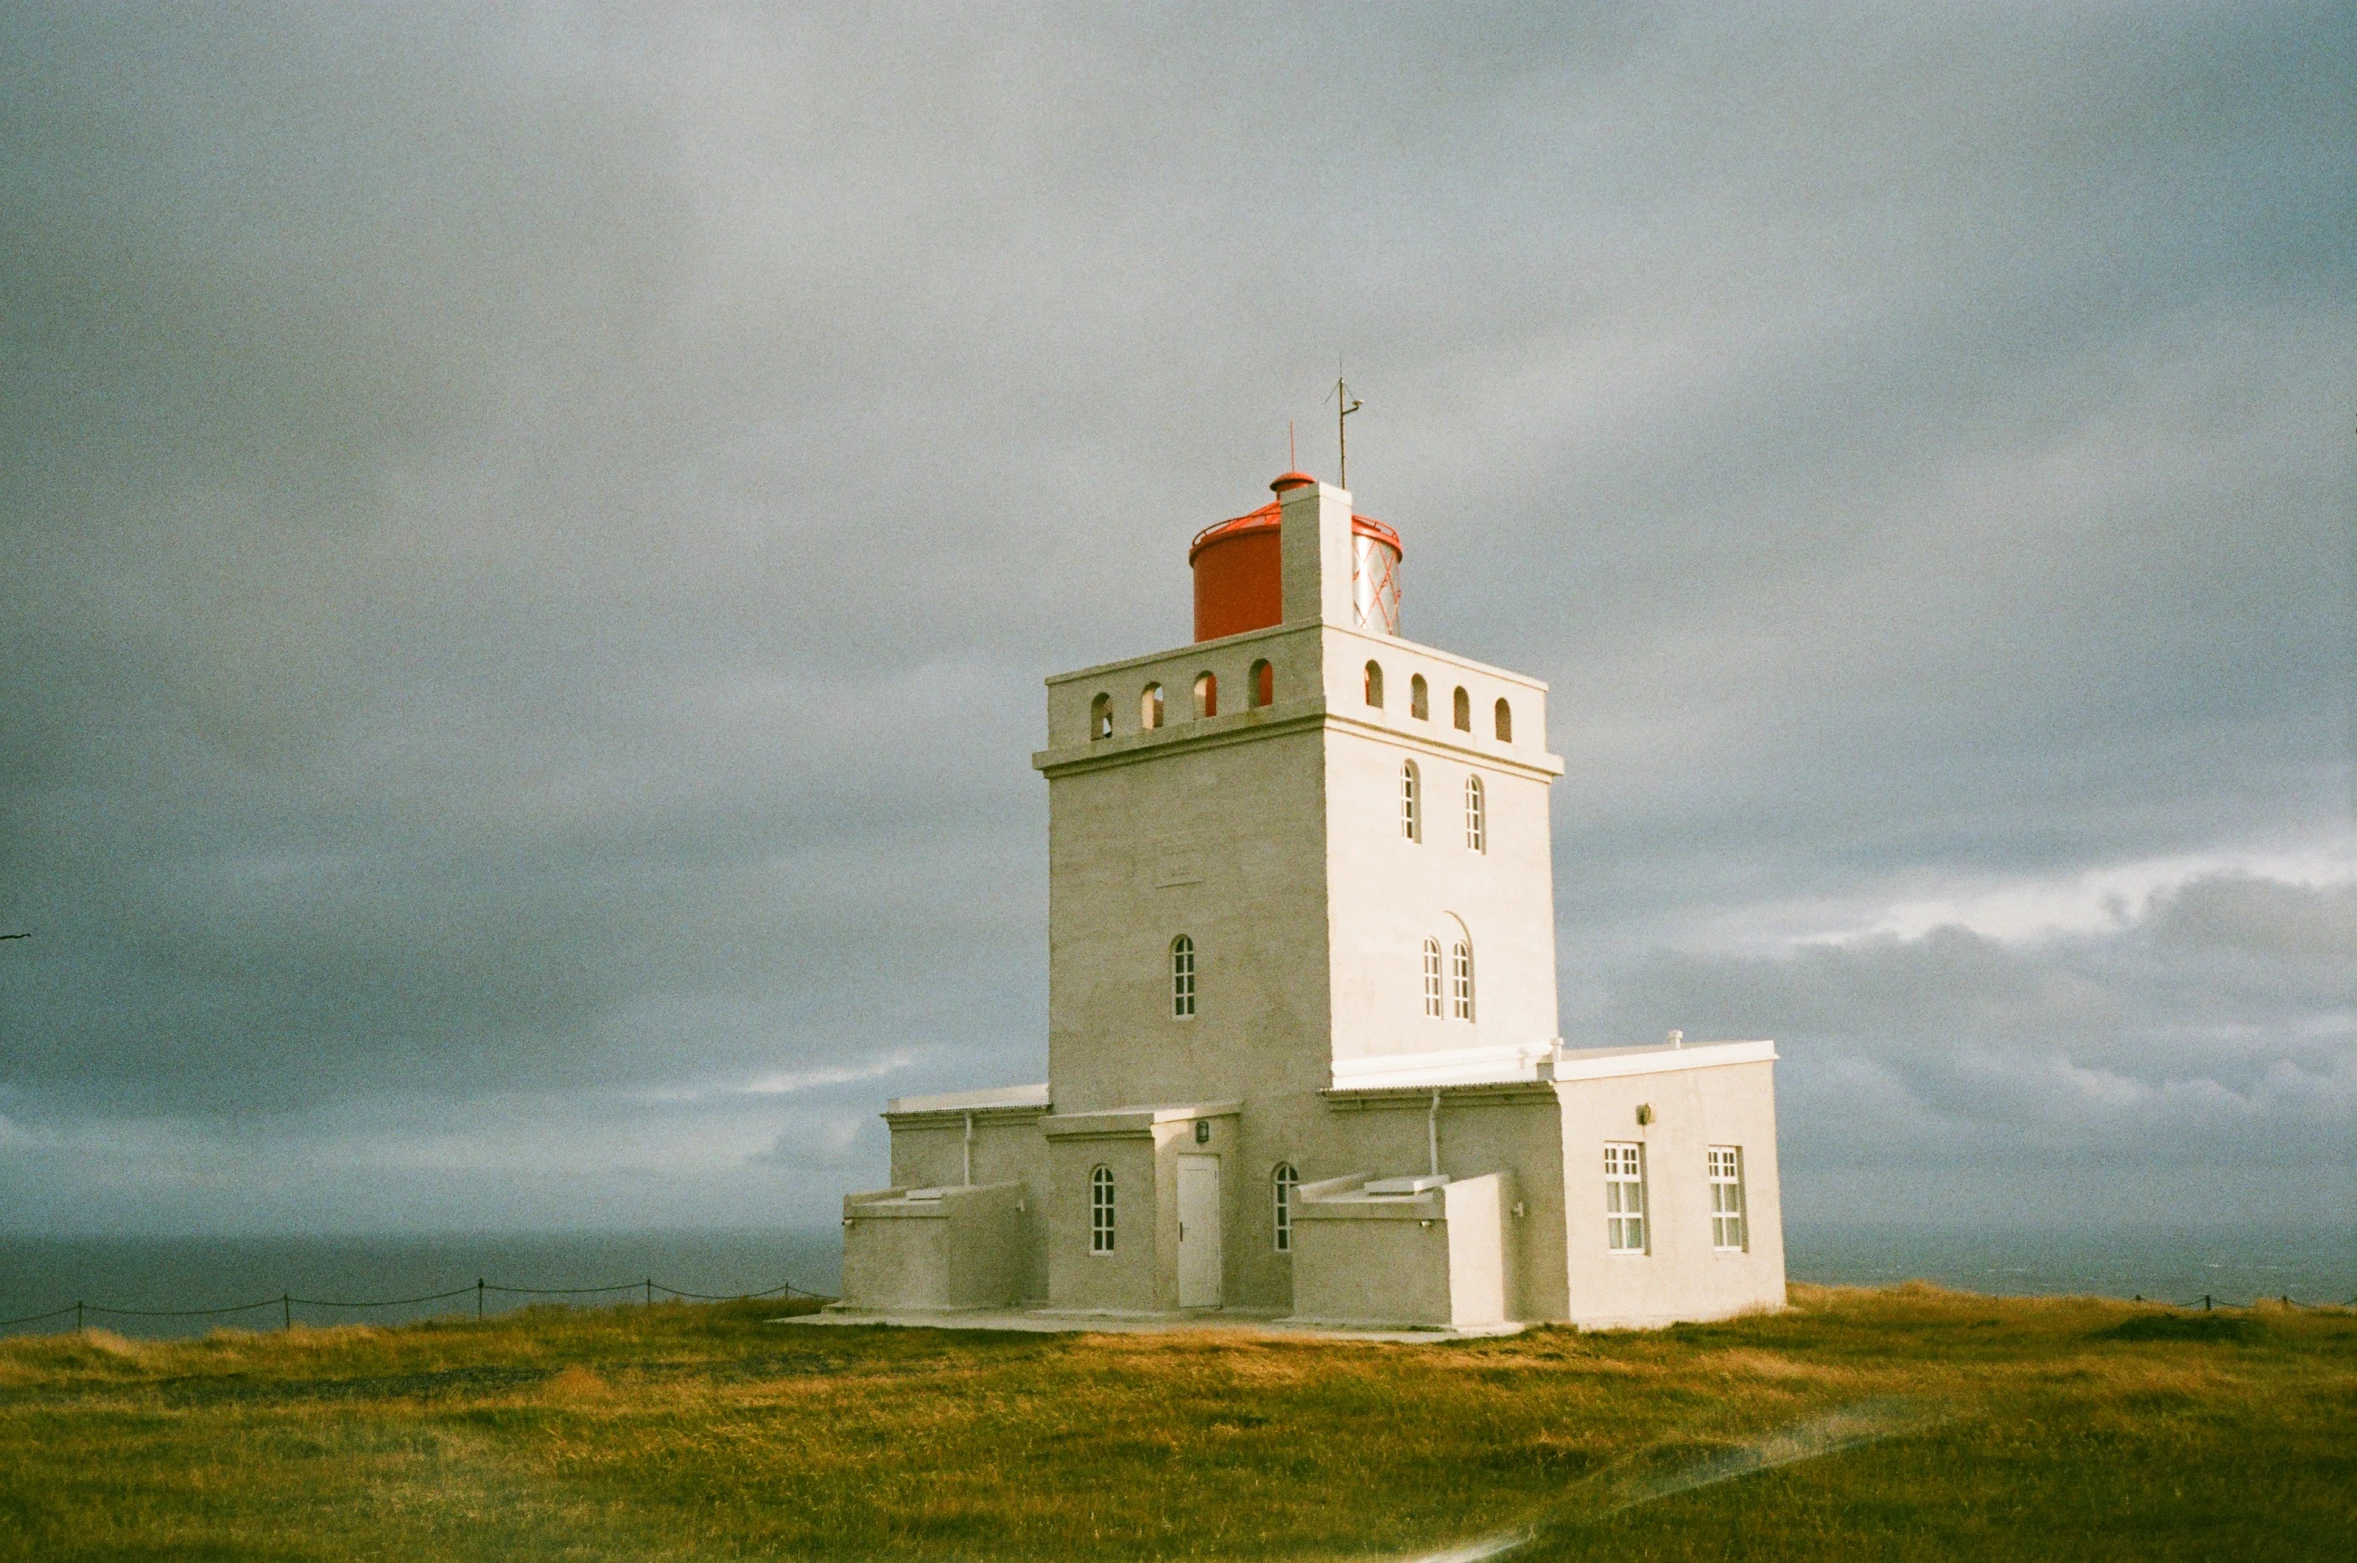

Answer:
[1331,367,1363,488]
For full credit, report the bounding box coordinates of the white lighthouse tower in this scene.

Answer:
[836,471,1786,1331]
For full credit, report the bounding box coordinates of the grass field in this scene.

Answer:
[1,1284,2350,1561]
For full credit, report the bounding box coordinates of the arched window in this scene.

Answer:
[1464,775,1485,852]
[1141,683,1164,730]
[1451,939,1475,1021]
[1410,674,1429,720]
[1170,934,1196,1019]
[1400,761,1421,841]
[1194,672,1217,719]
[1364,661,1384,708]
[1422,938,1443,1017]
[1494,698,1513,743]
[1273,1163,1300,1253]
[1090,1165,1116,1254]
[1249,659,1273,709]
[1090,693,1113,741]
[1452,686,1471,731]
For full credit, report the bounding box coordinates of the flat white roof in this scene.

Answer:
[1552,1039,1777,1080]
[1329,1038,1776,1092]
[885,1081,1051,1115]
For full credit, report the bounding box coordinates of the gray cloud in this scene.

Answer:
[0,4,2348,1230]
[1588,874,2351,1159]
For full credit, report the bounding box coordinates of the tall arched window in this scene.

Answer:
[1193,672,1217,719]
[1494,698,1513,743]
[1422,938,1443,1017]
[1400,761,1421,841]
[1090,692,1113,741]
[1141,683,1164,730]
[1249,659,1273,709]
[1451,939,1475,1021]
[1410,674,1429,720]
[1273,1163,1300,1253]
[1464,775,1485,852]
[1170,934,1196,1018]
[1364,661,1385,708]
[1452,686,1471,731]
[1090,1165,1116,1254]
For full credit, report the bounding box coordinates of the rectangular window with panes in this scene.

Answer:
[1604,1142,1646,1252]
[1708,1145,1746,1251]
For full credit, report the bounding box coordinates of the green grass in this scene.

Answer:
[1,1284,2350,1560]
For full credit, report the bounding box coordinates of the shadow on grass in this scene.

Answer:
[2098,1313,2263,1344]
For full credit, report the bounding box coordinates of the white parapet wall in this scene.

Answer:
[1285,1170,1519,1330]
[838,1181,1029,1311]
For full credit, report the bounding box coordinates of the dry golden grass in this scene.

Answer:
[0,1287,2350,1561]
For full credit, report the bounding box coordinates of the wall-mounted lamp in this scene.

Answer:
[1194,1119,1211,1144]
[1635,1103,1654,1126]
[1511,1201,1527,1219]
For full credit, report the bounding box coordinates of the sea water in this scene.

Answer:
[1785,1221,2353,1308]
[1,1223,2347,1339]
[0,1229,844,1340]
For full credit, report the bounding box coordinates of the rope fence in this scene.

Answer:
[0,1274,833,1336]
[2128,1292,2357,1311]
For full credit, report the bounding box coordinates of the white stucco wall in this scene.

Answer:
[1555,1055,1787,1328]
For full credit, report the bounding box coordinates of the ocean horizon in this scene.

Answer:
[2,1221,2348,1340]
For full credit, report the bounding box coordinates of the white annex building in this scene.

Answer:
[837,471,1785,1331]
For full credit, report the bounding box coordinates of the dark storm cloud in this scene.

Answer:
[0,4,2347,1228]
[1595,875,2352,1154]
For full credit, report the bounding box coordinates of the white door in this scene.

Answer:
[1177,1155,1222,1309]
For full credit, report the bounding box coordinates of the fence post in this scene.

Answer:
[2203,1294,2212,1311]
[75,1300,83,1333]
[477,1279,485,1321]
[283,1293,292,1331]
[645,1278,652,1308]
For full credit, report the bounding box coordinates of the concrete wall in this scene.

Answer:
[1288,1170,1517,1329]
[1312,1090,1568,1322]
[1038,716,1334,1118]
[885,1108,1050,1301]
[1042,1128,1160,1312]
[1289,1173,1451,1327]
[1555,1059,1787,1328]
[1321,710,1561,1072]
[839,1182,1028,1311]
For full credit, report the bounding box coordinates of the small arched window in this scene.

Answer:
[1410,674,1429,721]
[1422,938,1443,1017]
[1249,659,1273,709]
[1464,775,1485,852]
[1273,1163,1300,1253]
[1494,698,1513,743]
[1364,661,1385,708]
[1194,672,1217,719]
[1090,692,1113,741]
[1452,686,1471,731]
[1400,761,1421,842]
[1090,1165,1116,1254]
[1170,934,1196,1019]
[1451,939,1475,1021]
[1141,683,1164,730]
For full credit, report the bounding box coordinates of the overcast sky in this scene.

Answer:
[2,4,2349,1235]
